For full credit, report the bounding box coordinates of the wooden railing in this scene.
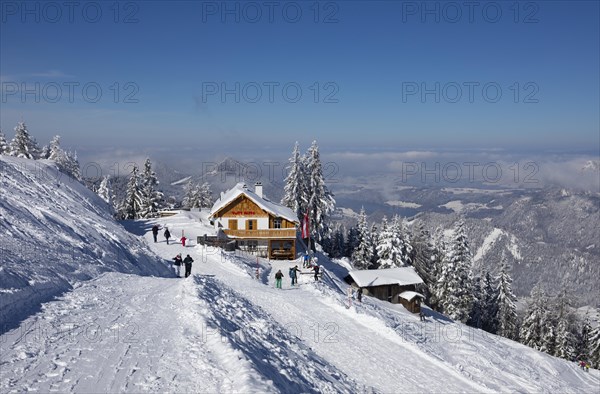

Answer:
[224,229,296,238]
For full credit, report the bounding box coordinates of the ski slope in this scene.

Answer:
[1,208,599,392]
[0,156,171,333]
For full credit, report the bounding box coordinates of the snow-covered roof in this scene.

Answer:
[210,183,299,224]
[398,291,424,302]
[348,267,424,288]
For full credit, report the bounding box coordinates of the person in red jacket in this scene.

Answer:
[181,235,187,247]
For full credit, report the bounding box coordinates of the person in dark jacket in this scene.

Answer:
[172,253,182,277]
[164,228,171,244]
[313,264,320,281]
[183,254,194,277]
[275,270,283,289]
[290,265,300,286]
[357,287,363,303]
[152,224,159,243]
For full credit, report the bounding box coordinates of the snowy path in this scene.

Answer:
[0,273,270,393]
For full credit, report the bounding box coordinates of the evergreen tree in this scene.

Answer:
[411,223,439,306]
[436,221,474,323]
[481,272,499,334]
[351,208,374,269]
[182,180,201,209]
[469,275,485,329]
[9,121,40,159]
[553,291,576,360]
[281,142,308,219]
[520,285,550,352]
[496,261,519,340]
[396,216,413,266]
[199,182,213,207]
[376,216,403,269]
[124,164,143,219]
[576,312,592,361]
[304,141,336,244]
[345,226,359,257]
[0,130,10,154]
[97,176,112,205]
[139,158,163,218]
[43,135,82,180]
[370,223,379,267]
[589,313,600,368]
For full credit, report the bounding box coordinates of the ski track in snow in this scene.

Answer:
[1,210,599,393]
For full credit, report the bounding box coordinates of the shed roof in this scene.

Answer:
[210,183,299,224]
[398,291,425,302]
[348,267,424,288]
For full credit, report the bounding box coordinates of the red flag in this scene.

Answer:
[301,212,309,239]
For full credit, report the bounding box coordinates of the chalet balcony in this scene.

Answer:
[223,228,297,239]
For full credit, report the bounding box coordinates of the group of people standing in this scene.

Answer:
[172,253,194,278]
[151,224,187,246]
[274,256,322,289]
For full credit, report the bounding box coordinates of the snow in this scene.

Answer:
[170,176,191,186]
[398,291,424,301]
[1,162,599,392]
[348,267,424,287]
[474,228,505,262]
[210,182,299,224]
[385,200,422,208]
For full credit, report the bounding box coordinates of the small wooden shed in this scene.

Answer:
[345,267,425,313]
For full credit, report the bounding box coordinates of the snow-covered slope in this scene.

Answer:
[1,211,598,393]
[0,156,171,332]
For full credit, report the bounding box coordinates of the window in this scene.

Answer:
[229,219,238,230]
[247,219,256,230]
[273,218,282,229]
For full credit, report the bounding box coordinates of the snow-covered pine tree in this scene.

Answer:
[410,223,439,306]
[97,176,112,205]
[124,164,143,219]
[376,216,402,269]
[576,312,592,361]
[43,135,82,180]
[589,312,600,368]
[553,291,576,360]
[47,135,62,161]
[436,221,474,323]
[495,260,519,340]
[345,226,359,257]
[199,182,213,207]
[520,285,550,352]
[303,141,335,244]
[481,272,499,334]
[395,216,413,266]
[370,223,379,267]
[281,142,308,219]
[332,223,346,258]
[139,158,163,218]
[351,208,374,269]
[182,180,200,209]
[9,121,40,159]
[0,130,10,154]
[469,275,485,329]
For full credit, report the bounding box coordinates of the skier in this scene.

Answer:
[172,253,182,277]
[290,265,300,285]
[303,252,310,268]
[313,264,320,281]
[275,269,283,289]
[357,287,363,303]
[164,228,171,244]
[183,254,194,277]
[419,309,426,322]
[151,224,159,243]
[181,235,187,247]
[289,267,294,286]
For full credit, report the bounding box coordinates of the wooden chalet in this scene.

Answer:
[209,182,299,259]
[346,267,425,313]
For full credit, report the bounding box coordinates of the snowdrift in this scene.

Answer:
[0,156,171,332]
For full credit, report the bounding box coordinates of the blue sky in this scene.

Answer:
[1,0,599,162]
